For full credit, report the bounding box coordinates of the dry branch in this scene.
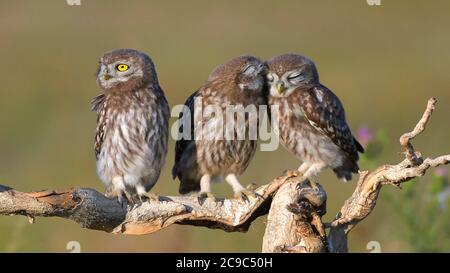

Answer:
[0,98,448,253]
[262,177,327,253]
[326,97,448,252]
[0,175,292,235]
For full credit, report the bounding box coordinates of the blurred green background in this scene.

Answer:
[0,0,449,252]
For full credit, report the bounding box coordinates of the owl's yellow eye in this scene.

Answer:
[116,64,129,72]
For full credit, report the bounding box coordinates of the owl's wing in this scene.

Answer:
[91,94,106,159]
[172,90,198,179]
[91,93,105,112]
[298,85,364,161]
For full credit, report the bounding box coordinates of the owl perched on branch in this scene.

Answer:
[92,49,169,204]
[266,54,364,182]
[172,56,266,201]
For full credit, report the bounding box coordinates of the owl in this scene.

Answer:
[172,55,266,201]
[91,49,169,204]
[265,54,364,183]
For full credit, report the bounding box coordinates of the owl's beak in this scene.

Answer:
[276,82,285,94]
[103,74,112,81]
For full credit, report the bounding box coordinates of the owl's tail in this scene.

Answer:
[172,164,201,194]
[178,178,200,194]
[333,158,359,182]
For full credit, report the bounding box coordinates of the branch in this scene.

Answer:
[262,176,327,253]
[400,97,437,165]
[0,175,291,235]
[327,97,449,252]
[260,98,449,253]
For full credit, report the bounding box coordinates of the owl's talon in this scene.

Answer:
[297,179,319,192]
[285,170,301,178]
[234,189,258,202]
[246,183,259,191]
[197,192,216,205]
[309,179,320,192]
[117,194,130,209]
[117,195,124,205]
[138,192,159,203]
[295,179,320,192]
[103,188,129,209]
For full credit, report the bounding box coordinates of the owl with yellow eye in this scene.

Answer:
[92,49,169,204]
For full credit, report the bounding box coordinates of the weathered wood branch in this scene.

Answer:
[0,174,292,235]
[0,98,448,253]
[262,177,327,253]
[326,97,448,252]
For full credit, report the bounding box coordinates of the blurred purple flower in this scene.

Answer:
[356,125,374,148]
[437,187,450,211]
[434,166,449,178]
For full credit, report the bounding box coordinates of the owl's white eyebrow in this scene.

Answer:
[112,60,131,65]
[287,70,303,79]
[242,64,256,74]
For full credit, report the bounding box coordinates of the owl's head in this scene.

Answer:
[266,54,319,98]
[207,55,267,93]
[96,49,158,92]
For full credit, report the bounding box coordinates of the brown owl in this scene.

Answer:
[92,49,169,204]
[266,54,364,183]
[172,55,266,201]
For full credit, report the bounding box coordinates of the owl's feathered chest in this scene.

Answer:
[96,92,153,157]
[194,87,262,175]
[94,89,169,184]
[269,95,336,163]
[196,139,257,175]
[270,95,313,136]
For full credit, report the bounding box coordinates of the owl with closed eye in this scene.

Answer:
[172,55,266,201]
[92,49,169,204]
[266,54,364,183]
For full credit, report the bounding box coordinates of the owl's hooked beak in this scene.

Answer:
[276,82,285,95]
[103,74,112,81]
